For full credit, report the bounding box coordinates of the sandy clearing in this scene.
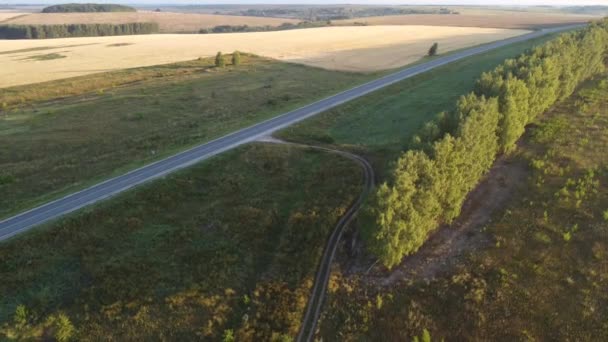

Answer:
[0,25,529,88]
[335,13,594,29]
[1,11,299,33]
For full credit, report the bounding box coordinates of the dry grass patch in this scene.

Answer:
[0,25,528,87]
[335,13,595,29]
[2,11,299,33]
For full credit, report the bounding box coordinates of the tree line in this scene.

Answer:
[42,3,136,13]
[363,20,608,269]
[0,23,159,39]
[199,21,330,34]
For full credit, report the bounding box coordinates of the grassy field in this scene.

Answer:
[277,33,560,174]
[0,25,528,87]
[0,143,363,340]
[1,12,299,33]
[0,54,371,219]
[334,12,594,29]
[316,73,608,341]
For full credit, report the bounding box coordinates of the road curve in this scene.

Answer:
[0,24,583,242]
[287,145,374,342]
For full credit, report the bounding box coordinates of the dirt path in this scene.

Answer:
[259,138,375,342]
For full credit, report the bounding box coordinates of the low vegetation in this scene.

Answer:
[42,3,136,13]
[0,144,363,340]
[23,53,66,61]
[365,20,608,269]
[317,67,608,341]
[0,54,370,218]
[0,22,158,39]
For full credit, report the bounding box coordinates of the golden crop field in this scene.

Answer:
[0,12,27,22]
[335,12,594,29]
[0,25,529,88]
[1,11,299,33]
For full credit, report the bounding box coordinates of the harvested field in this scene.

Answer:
[0,12,27,22]
[335,13,595,29]
[1,11,299,33]
[0,25,528,87]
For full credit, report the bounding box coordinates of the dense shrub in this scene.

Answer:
[42,3,136,13]
[0,22,158,39]
[215,51,225,68]
[428,42,439,56]
[232,51,241,66]
[364,20,608,269]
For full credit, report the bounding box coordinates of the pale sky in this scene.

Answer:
[3,0,608,6]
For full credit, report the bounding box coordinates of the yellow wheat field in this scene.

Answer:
[1,11,299,33]
[0,25,529,88]
[334,13,593,30]
[0,12,28,22]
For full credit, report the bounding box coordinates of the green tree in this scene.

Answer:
[497,75,530,153]
[215,51,226,68]
[363,19,608,270]
[232,50,241,66]
[428,42,439,56]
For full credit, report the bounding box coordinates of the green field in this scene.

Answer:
[0,54,372,219]
[277,34,560,170]
[316,75,608,340]
[0,143,362,340]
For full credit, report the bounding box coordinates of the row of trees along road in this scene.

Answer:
[363,19,608,269]
[0,22,158,39]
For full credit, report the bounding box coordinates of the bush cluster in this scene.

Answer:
[364,20,608,269]
[0,22,158,39]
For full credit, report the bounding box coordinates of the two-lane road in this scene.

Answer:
[0,24,584,242]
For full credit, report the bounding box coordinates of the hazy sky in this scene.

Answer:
[4,0,608,6]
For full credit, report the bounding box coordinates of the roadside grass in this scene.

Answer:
[0,143,362,340]
[317,75,608,340]
[0,54,373,218]
[277,34,560,173]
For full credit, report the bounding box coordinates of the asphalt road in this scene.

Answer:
[0,24,584,242]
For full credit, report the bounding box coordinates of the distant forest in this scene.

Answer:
[0,23,158,39]
[199,21,339,34]
[560,6,608,16]
[42,3,136,13]
[226,6,458,21]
